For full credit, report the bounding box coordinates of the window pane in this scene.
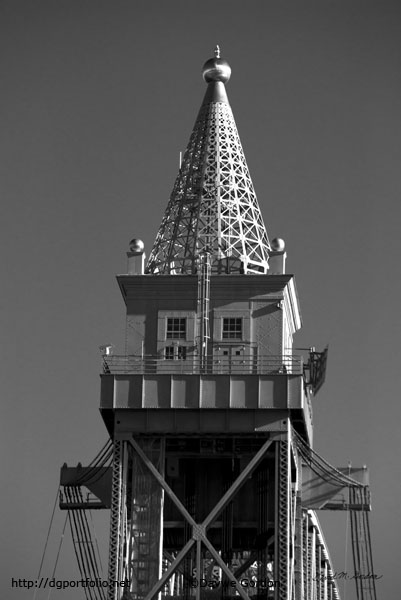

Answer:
[165,345,186,360]
[165,346,174,359]
[177,346,186,360]
[222,318,242,339]
[166,318,186,339]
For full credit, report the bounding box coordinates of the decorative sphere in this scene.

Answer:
[129,238,145,254]
[271,237,286,252]
[202,58,231,84]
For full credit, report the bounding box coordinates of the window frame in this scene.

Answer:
[166,317,187,340]
[212,309,251,343]
[165,345,187,360]
[222,317,243,340]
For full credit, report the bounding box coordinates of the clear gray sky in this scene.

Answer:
[1,1,400,598]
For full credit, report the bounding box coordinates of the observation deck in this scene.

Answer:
[102,353,303,375]
[99,351,313,443]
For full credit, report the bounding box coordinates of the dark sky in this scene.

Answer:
[1,1,400,598]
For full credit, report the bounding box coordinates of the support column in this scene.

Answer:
[275,437,290,600]
[107,438,165,600]
[108,440,125,600]
[294,493,304,600]
[315,544,322,600]
[303,513,310,600]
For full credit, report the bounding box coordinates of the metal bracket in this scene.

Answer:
[192,523,206,541]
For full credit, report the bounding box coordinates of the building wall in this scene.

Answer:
[118,274,301,361]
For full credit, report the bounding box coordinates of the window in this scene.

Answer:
[166,318,186,339]
[222,318,242,340]
[165,346,187,360]
[177,346,187,360]
[165,346,174,360]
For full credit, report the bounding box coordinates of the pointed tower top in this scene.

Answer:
[146,51,271,275]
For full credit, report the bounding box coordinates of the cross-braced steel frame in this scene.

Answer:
[108,437,283,600]
[106,430,343,600]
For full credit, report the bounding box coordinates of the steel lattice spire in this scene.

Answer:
[146,48,271,275]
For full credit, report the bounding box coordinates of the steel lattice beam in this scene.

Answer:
[107,441,124,600]
[146,63,271,276]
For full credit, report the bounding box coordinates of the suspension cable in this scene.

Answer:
[84,439,113,470]
[79,447,113,487]
[46,511,68,600]
[74,441,113,485]
[67,491,93,600]
[89,509,105,577]
[66,486,106,600]
[293,429,365,487]
[75,488,106,599]
[72,489,99,600]
[32,486,60,600]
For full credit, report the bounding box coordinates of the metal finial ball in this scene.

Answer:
[202,55,231,84]
[271,238,286,251]
[129,238,145,254]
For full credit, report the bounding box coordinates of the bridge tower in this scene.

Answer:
[99,48,341,600]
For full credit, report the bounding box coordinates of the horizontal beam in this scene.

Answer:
[59,502,108,511]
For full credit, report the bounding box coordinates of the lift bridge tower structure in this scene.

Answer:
[62,49,375,600]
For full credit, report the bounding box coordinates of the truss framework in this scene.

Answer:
[104,433,345,600]
[146,98,271,275]
[108,440,124,599]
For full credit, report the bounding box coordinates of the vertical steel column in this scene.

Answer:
[322,562,328,600]
[294,494,304,600]
[127,438,165,600]
[108,440,125,600]
[310,527,316,600]
[315,544,321,600]
[303,512,310,600]
[275,438,290,600]
[256,464,269,583]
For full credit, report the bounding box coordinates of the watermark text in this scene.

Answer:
[11,578,130,590]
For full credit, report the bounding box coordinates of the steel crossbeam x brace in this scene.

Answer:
[128,436,273,600]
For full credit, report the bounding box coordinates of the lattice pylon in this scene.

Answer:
[146,54,271,275]
[275,438,291,600]
[108,440,125,600]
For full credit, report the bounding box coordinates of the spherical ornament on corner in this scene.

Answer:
[129,238,145,254]
[271,237,286,252]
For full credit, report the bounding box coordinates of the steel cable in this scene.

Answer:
[70,488,100,600]
[74,441,113,485]
[66,490,93,600]
[32,486,60,600]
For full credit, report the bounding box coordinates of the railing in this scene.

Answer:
[102,354,303,376]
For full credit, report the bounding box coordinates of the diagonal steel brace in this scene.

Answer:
[129,437,273,600]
